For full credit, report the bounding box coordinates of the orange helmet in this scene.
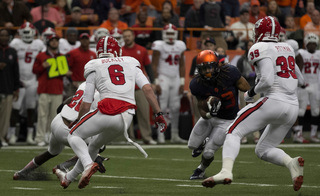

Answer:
[196,50,219,80]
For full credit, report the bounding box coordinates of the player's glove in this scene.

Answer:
[94,155,109,174]
[300,83,309,89]
[207,96,221,117]
[244,87,256,103]
[154,112,167,133]
[68,119,79,129]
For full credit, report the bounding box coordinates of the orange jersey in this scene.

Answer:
[100,20,129,31]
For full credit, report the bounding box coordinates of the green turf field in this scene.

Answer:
[0,144,319,196]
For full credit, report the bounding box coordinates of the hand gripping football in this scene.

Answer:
[205,96,221,117]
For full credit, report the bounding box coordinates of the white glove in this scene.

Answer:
[244,91,254,103]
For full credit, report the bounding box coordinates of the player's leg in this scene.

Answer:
[7,87,25,145]
[190,118,231,180]
[255,104,303,191]
[168,76,186,143]
[25,81,38,144]
[202,97,271,187]
[292,88,309,143]
[309,85,320,142]
[157,74,170,143]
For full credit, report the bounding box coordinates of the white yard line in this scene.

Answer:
[12,187,43,190]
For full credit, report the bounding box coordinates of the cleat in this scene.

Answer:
[241,137,248,144]
[190,168,205,180]
[78,162,99,189]
[202,169,233,188]
[288,157,304,191]
[293,135,309,143]
[192,138,208,157]
[310,136,320,143]
[55,169,71,189]
[157,133,165,144]
[170,136,188,144]
[13,171,24,180]
[9,135,17,145]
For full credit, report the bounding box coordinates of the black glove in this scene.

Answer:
[94,155,109,173]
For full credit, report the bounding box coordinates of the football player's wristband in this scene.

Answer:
[180,77,185,85]
[155,112,163,117]
[154,78,159,85]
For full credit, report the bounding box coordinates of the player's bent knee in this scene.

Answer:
[254,146,265,159]
[203,151,214,160]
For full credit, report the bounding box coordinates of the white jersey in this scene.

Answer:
[9,38,45,83]
[61,82,100,121]
[151,40,186,78]
[297,49,320,84]
[84,56,149,105]
[58,38,81,54]
[285,39,299,56]
[248,42,298,104]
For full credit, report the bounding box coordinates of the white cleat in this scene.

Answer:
[288,157,304,191]
[55,169,71,189]
[202,169,233,188]
[78,162,99,189]
[310,136,320,143]
[170,136,188,144]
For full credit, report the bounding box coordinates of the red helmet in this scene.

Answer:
[279,27,286,42]
[19,22,36,43]
[253,16,280,43]
[162,23,178,44]
[42,27,56,44]
[96,36,122,58]
[196,50,219,80]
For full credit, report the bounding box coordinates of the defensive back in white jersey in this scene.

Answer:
[248,41,298,103]
[297,49,320,84]
[152,40,186,78]
[9,38,45,82]
[84,56,149,105]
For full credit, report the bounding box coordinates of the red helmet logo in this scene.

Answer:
[162,23,178,44]
[96,36,122,58]
[19,22,36,43]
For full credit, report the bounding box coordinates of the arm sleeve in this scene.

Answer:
[253,58,274,94]
[83,72,96,103]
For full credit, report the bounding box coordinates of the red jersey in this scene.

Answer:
[67,47,96,82]
[32,51,64,94]
[122,43,151,89]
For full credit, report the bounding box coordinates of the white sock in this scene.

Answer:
[7,127,16,140]
[282,155,293,168]
[67,134,92,167]
[222,157,234,173]
[27,127,34,135]
[310,125,318,137]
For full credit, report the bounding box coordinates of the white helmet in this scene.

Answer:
[110,28,124,47]
[41,27,56,44]
[304,33,319,46]
[19,22,36,43]
[94,28,110,43]
[162,23,178,44]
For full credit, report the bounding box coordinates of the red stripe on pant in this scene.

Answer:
[227,97,268,134]
[70,109,99,134]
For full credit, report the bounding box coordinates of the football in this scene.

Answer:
[200,96,221,112]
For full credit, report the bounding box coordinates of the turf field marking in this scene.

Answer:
[12,187,43,190]
[92,186,124,189]
[98,175,320,189]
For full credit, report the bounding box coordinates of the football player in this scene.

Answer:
[54,36,167,189]
[59,27,81,55]
[89,27,110,53]
[188,50,251,180]
[7,22,45,145]
[13,82,105,180]
[41,27,56,51]
[292,33,320,143]
[110,27,124,47]
[202,16,306,192]
[152,24,187,143]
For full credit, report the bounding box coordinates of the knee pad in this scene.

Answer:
[203,149,214,160]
